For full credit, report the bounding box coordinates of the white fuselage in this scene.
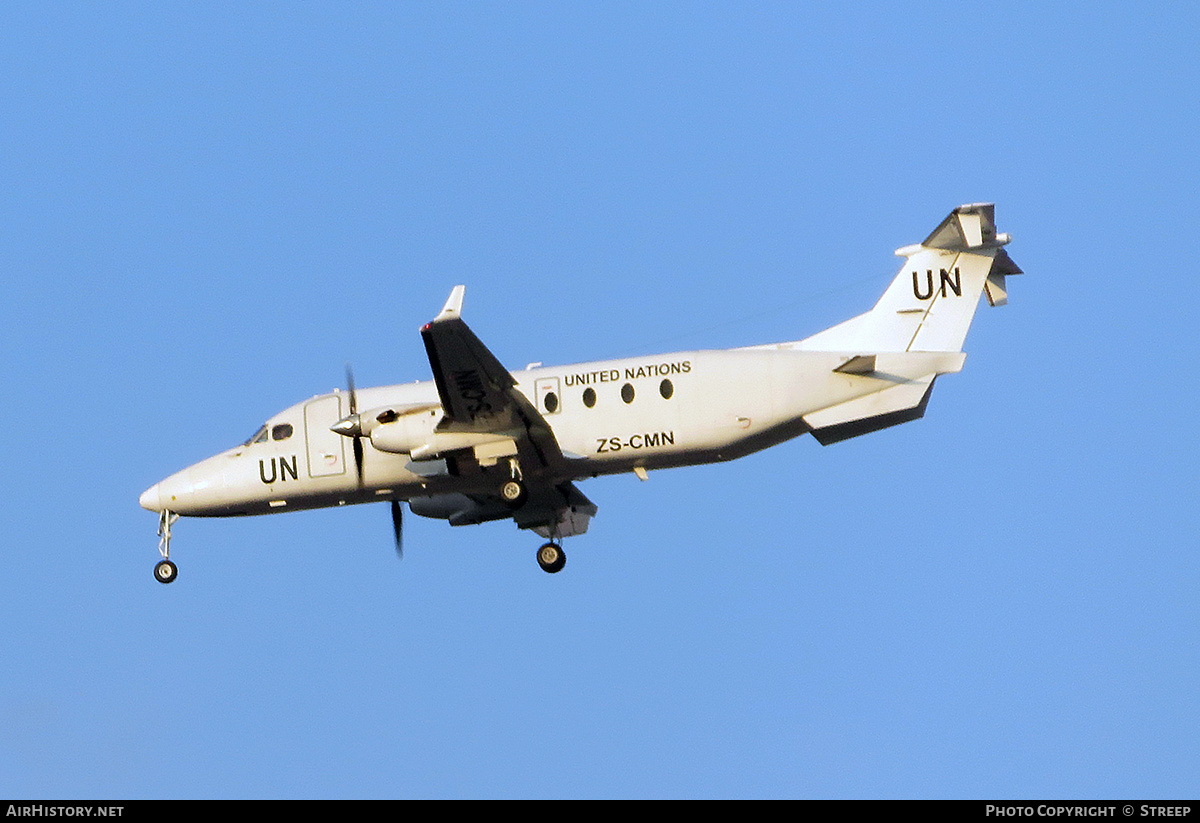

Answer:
[140,342,946,519]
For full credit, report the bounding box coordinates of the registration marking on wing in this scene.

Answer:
[452,368,492,420]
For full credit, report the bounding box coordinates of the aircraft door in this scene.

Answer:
[534,377,561,415]
[304,395,346,478]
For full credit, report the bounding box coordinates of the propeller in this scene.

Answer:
[338,366,405,561]
[391,499,404,559]
[344,364,365,487]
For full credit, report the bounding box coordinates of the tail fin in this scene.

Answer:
[799,204,1021,353]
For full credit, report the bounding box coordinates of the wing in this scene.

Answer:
[420,286,518,432]
[429,480,598,539]
[420,286,563,464]
[419,287,596,537]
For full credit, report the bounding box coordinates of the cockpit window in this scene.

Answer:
[272,423,294,441]
[244,425,269,446]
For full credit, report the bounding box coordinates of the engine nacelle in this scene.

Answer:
[334,403,518,463]
[366,409,438,454]
[367,409,517,463]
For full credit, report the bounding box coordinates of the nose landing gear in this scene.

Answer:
[154,510,180,584]
[154,559,178,584]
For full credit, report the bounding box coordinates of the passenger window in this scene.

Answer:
[621,383,635,404]
[543,392,559,414]
[272,423,294,441]
[659,379,674,400]
[583,387,596,408]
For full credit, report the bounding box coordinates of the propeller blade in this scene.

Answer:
[352,436,365,487]
[390,499,404,559]
[345,364,365,487]
[345,364,358,415]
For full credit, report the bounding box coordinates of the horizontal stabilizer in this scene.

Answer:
[804,376,935,445]
[923,203,1003,250]
[832,350,964,380]
[984,248,1023,307]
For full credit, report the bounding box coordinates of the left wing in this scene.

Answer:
[420,287,596,536]
[421,286,519,433]
[420,285,563,465]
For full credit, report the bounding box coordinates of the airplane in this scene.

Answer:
[139,203,1021,583]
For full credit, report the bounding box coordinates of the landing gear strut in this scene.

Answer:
[154,510,179,584]
[537,541,566,574]
[500,458,527,508]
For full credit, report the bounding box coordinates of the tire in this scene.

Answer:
[537,542,566,574]
[500,479,527,508]
[154,559,178,584]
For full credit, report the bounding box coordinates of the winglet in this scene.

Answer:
[434,285,466,322]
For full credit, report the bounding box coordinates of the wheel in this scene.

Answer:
[154,559,178,584]
[537,542,566,574]
[500,479,527,508]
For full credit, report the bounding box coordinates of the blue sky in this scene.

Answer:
[2,2,1198,799]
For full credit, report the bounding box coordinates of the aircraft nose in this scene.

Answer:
[140,459,228,516]
[139,482,162,512]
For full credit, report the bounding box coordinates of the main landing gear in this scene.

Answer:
[537,541,566,574]
[499,461,561,572]
[499,457,528,509]
[500,478,527,508]
[154,509,179,584]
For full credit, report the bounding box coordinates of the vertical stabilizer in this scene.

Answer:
[798,204,1021,353]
